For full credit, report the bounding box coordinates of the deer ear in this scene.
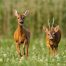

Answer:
[23,10,29,16]
[14,9,19,17]
[43,26,48,33]
[54,25,59,32]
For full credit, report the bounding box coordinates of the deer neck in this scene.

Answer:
[18,24,24,31]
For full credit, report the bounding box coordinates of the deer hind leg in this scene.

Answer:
[16,43,22,58]
[26,44,29,57]
[22,39,27,56]
[54,47,58,56]
[22,43,25,56]
[52,48,57,57]
[25,40,29,58]
[52,48,55,56]
[53,45,58,56]
[49,47,53,56]
[50,47,54,56]
[49,47,51,56]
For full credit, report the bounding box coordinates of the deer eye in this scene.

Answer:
[18,17,19,19]
[48,33,50,35]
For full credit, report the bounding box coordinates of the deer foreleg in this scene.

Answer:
[16,43,22,57]
[26,44,29,57]
[22,43,25,56]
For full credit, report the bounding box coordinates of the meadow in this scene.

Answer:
[0,37,66,66]
[0,0,66,66]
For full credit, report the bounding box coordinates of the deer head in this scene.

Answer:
[43,25,60,40]
[14,9,29,25]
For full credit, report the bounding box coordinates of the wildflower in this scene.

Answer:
[19,57,24,63]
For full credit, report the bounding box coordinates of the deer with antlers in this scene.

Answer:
[43,18,61,56]
[14,10,30,58]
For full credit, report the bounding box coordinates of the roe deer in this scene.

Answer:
[43,18,61,56]
[14,10,30,58]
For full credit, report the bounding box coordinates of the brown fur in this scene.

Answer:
[43,25,61,56]
[14,10,30,58]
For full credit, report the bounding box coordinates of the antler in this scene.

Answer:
[48,18,50,29]
[52,17,54,27]
[23,10,29,16]
[14,9,19,16]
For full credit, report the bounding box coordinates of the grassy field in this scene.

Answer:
[0,37,66,66]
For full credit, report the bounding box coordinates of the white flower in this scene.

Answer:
[19,56,24,63]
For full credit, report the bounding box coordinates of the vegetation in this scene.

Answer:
[0,0,66,38]
[0,38,66,66]
[0,0,66,66]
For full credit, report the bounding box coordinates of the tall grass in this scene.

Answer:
[0,38,66,66]
[0,0,66,37]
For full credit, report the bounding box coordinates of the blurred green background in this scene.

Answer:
[0,0,66,38]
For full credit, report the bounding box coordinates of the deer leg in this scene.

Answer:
[55,47,58,56]
[16,43,22,57]
[49,47,51,56]
[53,48,55,56]
[50,47,54,56]
[52,48,56,56]
[22,40,27,56]
[22,44,25,56]
[53,46,58,56]
[48,46,52,56]
[25,40,29,58]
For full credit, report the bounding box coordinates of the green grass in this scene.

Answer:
[0,38,66,66]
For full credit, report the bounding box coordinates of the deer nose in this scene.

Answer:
[49,36,53,40]
[19,20,23,23]
[20,21,23,23]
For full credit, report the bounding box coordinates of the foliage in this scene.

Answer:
[0,0,66,38]
[0,38,66,66]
